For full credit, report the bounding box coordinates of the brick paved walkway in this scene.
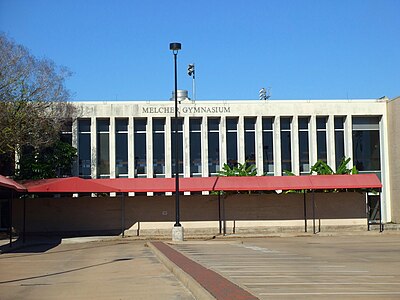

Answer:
[151,241,258,300]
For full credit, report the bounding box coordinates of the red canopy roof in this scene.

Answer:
[0,175,26,192]
[22,174,381,193]
[24,177,116,193]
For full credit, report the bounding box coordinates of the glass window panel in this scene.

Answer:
[97,132,110,177]
[226,117,238,130]
[78,119,91,132]
[171,118,183,175]
[317,131,327,162]
[353,130,381,171]
[134,118,147,176]
[78,131,91,178]
[262,117,273,131]
[281,117,291,130]
[280,117,292,173]
[281,131,291,173]
[97,119,110,132]
[262,117,274,174]
[298,117,309,130]
[116,118,128,132]
[153,119,165,176]
[316,116,327,129]
[116,121,128,177]
[334,116,345,129]
[298,117,310,173]
[335,131,345,168]
[208,118,220,175]
[190,118,202,175]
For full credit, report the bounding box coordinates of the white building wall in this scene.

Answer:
[73,98,391,221]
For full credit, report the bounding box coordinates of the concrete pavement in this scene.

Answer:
[2,232,400,299]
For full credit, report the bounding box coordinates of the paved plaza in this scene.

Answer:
[1,233,400,299]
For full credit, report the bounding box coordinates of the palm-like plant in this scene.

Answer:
[218,162,257,177]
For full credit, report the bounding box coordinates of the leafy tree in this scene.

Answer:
[17,140,77,180]
[0,33,75,176]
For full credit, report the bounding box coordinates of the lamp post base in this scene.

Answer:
[172,226,184,241]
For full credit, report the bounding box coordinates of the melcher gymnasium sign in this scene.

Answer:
[142,105,231,114]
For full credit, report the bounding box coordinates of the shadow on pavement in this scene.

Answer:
[0,236,62,254]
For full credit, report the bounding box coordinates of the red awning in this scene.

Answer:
[24,177,116,193]
[308,174,382,189]
[21,174,382,194]
[94,178,175,193]
[213,176,314,191]
[0,175,27,192]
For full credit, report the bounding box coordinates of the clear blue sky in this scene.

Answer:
[1,0,399,101]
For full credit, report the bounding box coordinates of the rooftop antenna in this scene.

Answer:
[188,63,196,101]
[259,87,271,100]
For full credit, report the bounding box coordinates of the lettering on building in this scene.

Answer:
[142,106,231,114]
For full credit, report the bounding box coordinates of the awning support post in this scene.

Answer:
[121,193,125,237]
[218,191,222,234]
[23,197,26,243]
[312,190,316,234]
[303,190,307,233]
[9,192,13,247]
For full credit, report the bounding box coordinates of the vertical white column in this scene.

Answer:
[72,119,79,176]
[292,116,299,175]
[256,116,263,175]
[238,116,245,163]
[147,117,153,196]
[128,117,134,178]
[165,116,172,178]
[90,117,97,179]
[202,117,208,177]
[309,115,317,169]
[274,117,281,176]
[202,116,209,194]
[344,115,353,167]
[220,116,227,168]
[147,117,153,178]
[327,115,336,171]
[109,117,116,179]
[183,116,190,177]
[380,115,391,222]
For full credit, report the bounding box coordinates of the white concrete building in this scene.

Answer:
[68,92,400,224]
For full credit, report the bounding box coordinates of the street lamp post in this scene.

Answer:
[170,42,184,241]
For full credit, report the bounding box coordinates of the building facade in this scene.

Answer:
[68,92,400,224]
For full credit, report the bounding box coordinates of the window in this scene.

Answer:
[97,119,110,178]
[280,117,292,173]
[352,117,381,172]
[208,118,220,176]
[153,118,166,177]
[316,116,328,163]
[134,118,147,177]
[116,118,128,178]
[298,117,310,174]
[262,117,274,175]
[78,119,91,178]
[244,117,256,167]
[226,117,238,168]
[171,118,184,177]
[190,118,202,176]
[334,116,345,168]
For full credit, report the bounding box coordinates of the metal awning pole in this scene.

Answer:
[121,193,125,237]
[9,192,13,247]
[379,192,383,232]
[23,197,26,243]
[303,190,307,233]
[312,190,316,234]
[218,191,222,234]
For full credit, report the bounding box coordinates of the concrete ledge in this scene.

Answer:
[147,241,216,300]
